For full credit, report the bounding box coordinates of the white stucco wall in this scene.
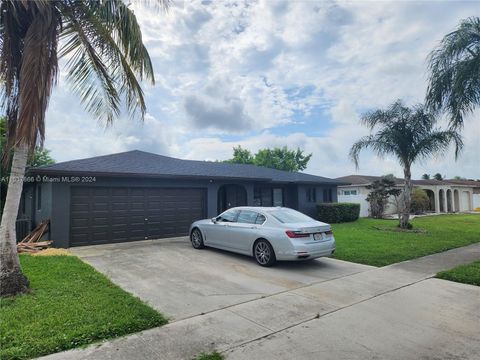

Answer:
[338,185,399,217]
[338,194,370,217]
[473,194,480,209]
[339,183,477,217]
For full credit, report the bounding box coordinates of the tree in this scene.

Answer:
[365,176,401,219]
[224,146,254,165]
[410,188,430,214]
[29,148,55,168]
[225,146,312,172]
[453,175,466,180]
[421,174,430,180]
[0,116,6,214]
[254,147,311,171]
[0,0,166,297]
[350,100,462,228]
[426,17,480,130]
[1,117,55,214]
[433,173,443,181]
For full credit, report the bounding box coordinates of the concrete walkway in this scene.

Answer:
[40,243,480,360]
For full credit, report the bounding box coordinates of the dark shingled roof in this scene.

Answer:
[30,150,341,185]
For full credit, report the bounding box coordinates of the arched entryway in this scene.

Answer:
[454,190,460,212]
[460,191,472,211]
[446,189,453,212]
[439,189,445,213]
[217,184,247,213]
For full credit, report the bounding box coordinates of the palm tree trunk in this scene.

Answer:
[400,166,412,228]
[0,141,29,297]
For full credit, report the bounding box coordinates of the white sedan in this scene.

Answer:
[189,206,336,266]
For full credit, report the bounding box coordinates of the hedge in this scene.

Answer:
[317,203,360,223]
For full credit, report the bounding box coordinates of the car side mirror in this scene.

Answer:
[211,217,218,224]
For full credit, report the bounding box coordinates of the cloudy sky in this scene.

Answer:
[45,0,480,179]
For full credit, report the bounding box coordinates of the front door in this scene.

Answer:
[217,185,247,213]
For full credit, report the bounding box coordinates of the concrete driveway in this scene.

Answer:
[71,237,373,320]
[44,239,480,360]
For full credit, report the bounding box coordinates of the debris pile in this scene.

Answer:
[17,220,52,254]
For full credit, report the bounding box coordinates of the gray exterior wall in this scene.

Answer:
[49,176,271,248]
[18,181,53,240]
[20,175,338,248]
[297,184,338,218]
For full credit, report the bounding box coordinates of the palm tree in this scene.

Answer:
[350,100,462,229]
[426,17,480,130]
[0,0,166,297]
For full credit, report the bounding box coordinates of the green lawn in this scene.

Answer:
[436,261,480,286]
[0,255,167,360]
[332,214,480,267]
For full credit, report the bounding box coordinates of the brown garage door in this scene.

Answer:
[70,187,206,246]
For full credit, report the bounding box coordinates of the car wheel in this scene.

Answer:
[190,228,205,249]
[254,239,276,267]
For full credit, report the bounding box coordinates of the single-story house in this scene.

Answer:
[18,150,343,247]
[336,175,479,217]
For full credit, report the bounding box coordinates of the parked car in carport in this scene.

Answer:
[189,207,336,266]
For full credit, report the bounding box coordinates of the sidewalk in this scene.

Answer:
[40,243,480,360]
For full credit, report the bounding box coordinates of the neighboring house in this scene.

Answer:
[336,175,478,217]
[445,179,480,209]
[18,150,342,247]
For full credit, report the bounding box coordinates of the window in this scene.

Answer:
[273,188,283,206]
[269,208,313,223]
[217,209,238,222]
[37,185,42,210]
[255,214,266,225]
[343,190,357,196]
[237,210,261,224]
[253,187,283,207]
[323,188,333,202]
[306,187,316,202]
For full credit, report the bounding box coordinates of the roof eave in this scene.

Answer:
[27,169,269,182]
[28,168,342,185]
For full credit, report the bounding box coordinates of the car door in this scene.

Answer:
[227,210,264,253]
[206,209,239,249]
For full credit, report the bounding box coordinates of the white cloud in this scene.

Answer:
[42,0,479,180]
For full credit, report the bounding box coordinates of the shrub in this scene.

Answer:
[317,203,360,223]
[411,188,430,214]
[366,176,401,218]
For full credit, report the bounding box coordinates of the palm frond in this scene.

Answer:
[351,101,463,170]
[60,10,120,124]
[86,0,155,83]
[15,4,60,148]
[0,0,24,156]
[0,1,61,152]
[426,17,480,129]
[349,135,397,169]
[59,0,160,123]
[413,129,463,161]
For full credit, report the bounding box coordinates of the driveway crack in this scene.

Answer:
[169,267,373,324]
[225,308,275,332]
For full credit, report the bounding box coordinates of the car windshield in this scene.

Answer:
[268,208,314,223]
